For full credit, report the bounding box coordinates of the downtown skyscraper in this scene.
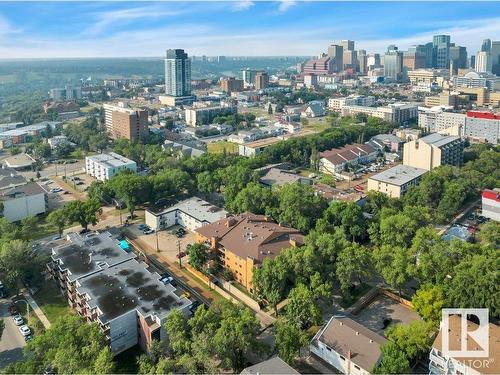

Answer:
[165,49,192,97]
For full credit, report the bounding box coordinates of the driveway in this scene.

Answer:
[0,299,26,370]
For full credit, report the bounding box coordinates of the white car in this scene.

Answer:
[19,325,31,337]
[13,315,24,326]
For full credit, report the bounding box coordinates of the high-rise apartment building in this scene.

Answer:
[476,51,492,73]
[491,41,500,75]
[384,48,403,81]
[164,49,192,97]
[220,77,243,94]
[327,44,343,72]
[481,39,492,52]
[433,35,451,69]
[449,45,467,74]
[254,71,269,90]
[357,50,367,74]
[103,103,148,141]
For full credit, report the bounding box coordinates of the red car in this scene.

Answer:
[176,251,186,259]
[9,303,18,315]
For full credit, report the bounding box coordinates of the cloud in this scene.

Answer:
[231,1,254,12]
[278,0,297,12]
[84,5,184,35]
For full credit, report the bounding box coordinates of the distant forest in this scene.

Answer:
[0,56,306,97]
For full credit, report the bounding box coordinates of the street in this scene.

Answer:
[0,299,26,371]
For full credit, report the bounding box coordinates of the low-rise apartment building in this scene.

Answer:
[341,103,417,125]
[103,103,148,141]
[429,315,499,375]
[0,181,48,222]
[464,111,500,145]
[328,95,376,111]
[184,105,236,126]
[367,164,427,198]
[319,143,378,177]
[145,197,228,231]
[482,188,500,222]
[85,152,137,181]
[47,232,190,355]
[418,106,466,134]
[195,214,304,292]
[310,316,387,375]
[403,133,464,171]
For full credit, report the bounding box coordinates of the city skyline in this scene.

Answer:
[0,1,499,58]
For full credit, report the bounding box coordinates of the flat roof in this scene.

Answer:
[0,121,61,137]
[148,196,227,222]
[369,164,427,186]
[0,167,27,190]
[420,133,460,147]
[51,232,136,282]
[260,168,311,187]
[86,152,136,169]
[3,153,35,168]
[77,258,190,324]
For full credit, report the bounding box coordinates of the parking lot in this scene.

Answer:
[127,224,197,264]
[40,179,76,210]
[0,299,27,370]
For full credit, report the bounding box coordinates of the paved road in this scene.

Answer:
[0,299,26,370]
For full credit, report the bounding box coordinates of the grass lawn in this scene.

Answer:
[339,283,372,309]
[14,299,45,335]
[32,282,72,324]
[207,141,239,154]
[180,268,225,303]
[303,117,331,133]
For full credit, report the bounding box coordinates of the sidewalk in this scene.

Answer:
[23,291,51,329]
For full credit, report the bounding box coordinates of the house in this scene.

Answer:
[48,135,73,149]
[319,143,378,178]
[367,134,404,155]
[0,182,48,222]
[195,214,304,292]
[47,231,191,355]
[403,133,464,171]
[301,100,326,118]
[145,197,228,231]
[241,357,299,375]
[162,140,205,158]
[85,152,137,181]
[310,316,387,375]
[429,315,499,375]
[239,137,282,157]
[3,153,36,170]
[481,189,500,222]
[43,101,80,120]
[367,165,428,198]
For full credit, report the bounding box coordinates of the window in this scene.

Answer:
[326,346,331,352]
[354,365,360,371]
[339,355,345,361]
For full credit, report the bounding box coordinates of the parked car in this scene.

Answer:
[13,315,24,326]
[79,228,89,235]
[138,224,147,231]
[51,234,61,241]
[189,300,201,314]
[181,291,191,299]
[19,325,31,337]
[24,334,33,342]
[160,276,174,285]
[176,251,186,259]
[143,229,155,235]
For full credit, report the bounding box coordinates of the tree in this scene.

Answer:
[0,240,31,293]
[148,168,192,205]
[275,183,327,232]
[385,321,433,363]
[373,245,414,295]
[274,318,308,364]
[373,341,410,374]
[108,173,150,216]
[5,315,112,374]
[196,171,221,194]
[93,347,114,374]
[285,283,321,329]
[477,221,500,249]
[164,310,191,356]
[446,253,500,318]
[252,255,290,313]
[336,244,371,297]
[316,201,366,241]
[19,216,38,239]
[379,212,418,248]
[47,209,67,236]
[188,243,208,271]
[412,284,446,323]
[89,134,109,153]
[63,199,102,230]
[0,319,4,339]
[229,183,278,215]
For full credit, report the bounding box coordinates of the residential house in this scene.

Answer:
[162,140,205,158]
[311,316,387,375]
[241,357,299,375]
[301,100,326,118]
[319,143,378,178]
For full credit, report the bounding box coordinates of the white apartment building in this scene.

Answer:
[145,197,228,231]
[85,152,137,181]
[482,189,500,222]
[341,103,417,125]
[418,107,466,134]
[367,164,427,198]
[328,95,376,111]
[464,111,500,145]
[0,182,47,222]
[429,315,499,375]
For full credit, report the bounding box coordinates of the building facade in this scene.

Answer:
[464,111,500,145]
[368,164,428,198]
[85,152,137,181]
[482,189,500,221]
[103,103,148,141]
[165,49,192,97]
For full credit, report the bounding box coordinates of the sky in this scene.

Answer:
[0,1,499,58]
